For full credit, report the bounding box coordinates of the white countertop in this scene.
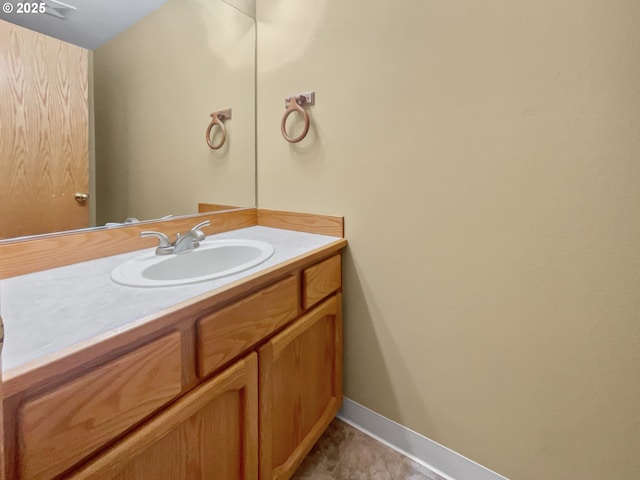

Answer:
[1,226,341,372]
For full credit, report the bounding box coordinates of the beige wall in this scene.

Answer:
[256,1,640,478]
[94,0,255,225]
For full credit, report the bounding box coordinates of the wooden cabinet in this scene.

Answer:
[259,294,343,480]
[5,253,343,480]
[69,353,258,480]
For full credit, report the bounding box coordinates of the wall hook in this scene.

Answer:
[281,91,315,143]
[206,108,232,150]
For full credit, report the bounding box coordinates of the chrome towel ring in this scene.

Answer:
[281,91,315,143]
[206,108,232,150]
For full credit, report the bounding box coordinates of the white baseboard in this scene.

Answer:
[337,398,509,480]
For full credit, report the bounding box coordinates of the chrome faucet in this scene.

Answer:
[141,220,211,255]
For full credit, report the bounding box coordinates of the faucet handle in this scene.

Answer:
[189,220,211,242]
[190,220,211,232]
[140,231,173,255]
[141,231,171,246]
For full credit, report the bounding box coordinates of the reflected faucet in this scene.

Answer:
[141,220,211,255]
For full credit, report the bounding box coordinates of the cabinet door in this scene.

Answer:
[259,294,343,480]
[70,353,258,480]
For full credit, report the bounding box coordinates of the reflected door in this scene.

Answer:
[0,21,89,239]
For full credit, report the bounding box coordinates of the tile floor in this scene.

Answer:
[292,419,447,480]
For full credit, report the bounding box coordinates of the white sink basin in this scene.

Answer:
[111,239,274,287]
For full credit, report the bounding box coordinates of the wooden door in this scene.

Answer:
[69,353,258,480]
[259,294,343,480]
[0,21,89,239]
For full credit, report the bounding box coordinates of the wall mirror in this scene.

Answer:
[0,0,256,242]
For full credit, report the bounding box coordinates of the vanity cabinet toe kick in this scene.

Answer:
[3,252,344,480]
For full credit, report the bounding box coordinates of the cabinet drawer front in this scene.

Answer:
[18,331,183,480]
[197,276,298,378]
[302,255,341,309]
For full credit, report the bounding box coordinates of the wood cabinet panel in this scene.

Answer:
[302,255,341,310]
[197,276,298,378]
[69,353,258,480]
[259,294,343,480]
[18,332,182,480]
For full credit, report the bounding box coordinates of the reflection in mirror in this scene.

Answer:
[0,0,256,241]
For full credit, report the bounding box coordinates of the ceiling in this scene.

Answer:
[0,0,170,50]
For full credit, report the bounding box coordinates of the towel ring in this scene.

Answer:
[206,108,232,150]
[281,92,315,143]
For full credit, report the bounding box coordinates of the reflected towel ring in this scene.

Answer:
[206,108,232,150]
[281,91,315,143]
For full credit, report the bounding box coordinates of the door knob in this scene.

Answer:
[74,193,89,204]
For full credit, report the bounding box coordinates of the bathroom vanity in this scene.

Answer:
[0,209,346,480]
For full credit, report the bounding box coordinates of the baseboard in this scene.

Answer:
[337,398,509,480]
